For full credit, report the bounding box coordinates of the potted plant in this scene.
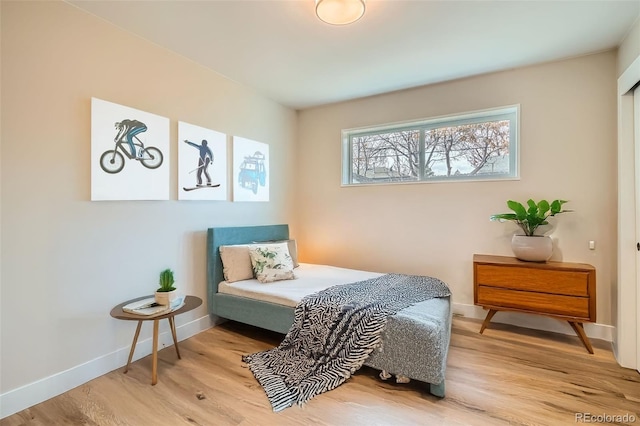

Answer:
[155,268,178,306]
[490,199,571,262]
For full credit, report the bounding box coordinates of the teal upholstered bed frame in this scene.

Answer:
[207,224,295,333]
[206,224,448,398]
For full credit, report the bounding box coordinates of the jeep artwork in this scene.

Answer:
[238,151,267,194]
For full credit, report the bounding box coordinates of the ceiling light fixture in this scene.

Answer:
[315,0,366,25]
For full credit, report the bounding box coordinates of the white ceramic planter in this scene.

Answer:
[511,235,553,262]
[155,289,179,306]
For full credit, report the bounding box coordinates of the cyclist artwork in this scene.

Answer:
[91,97,170,201]
[99,118,164,174]
[115,119,147,159]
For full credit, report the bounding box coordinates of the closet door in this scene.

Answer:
[635,85,640,373]
[618,55,640,370]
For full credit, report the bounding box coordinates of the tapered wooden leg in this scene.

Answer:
[124,321,143,374]
[168,316,181,359]
[568,321,594,354]
[152,319,159,385]
[479,309,498,334]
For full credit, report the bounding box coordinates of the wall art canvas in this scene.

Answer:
[232,136,269,202]
[91,97,170,200]
[178,121,227,201]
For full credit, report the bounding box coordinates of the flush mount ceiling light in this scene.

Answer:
[315,0,366,25]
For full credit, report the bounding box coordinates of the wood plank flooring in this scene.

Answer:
[2,316,639,426]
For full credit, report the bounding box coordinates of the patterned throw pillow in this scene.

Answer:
[248,242,295,283]
[252,239,299,268]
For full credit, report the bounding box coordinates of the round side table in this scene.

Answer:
[110,295,202,385]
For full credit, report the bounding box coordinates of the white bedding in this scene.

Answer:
[218,263,383,307]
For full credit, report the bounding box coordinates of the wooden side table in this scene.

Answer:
[473,254,596,353]
[110,295,202,385]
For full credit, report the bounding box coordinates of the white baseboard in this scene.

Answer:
[453,302,614,342]
[0,314,218,419]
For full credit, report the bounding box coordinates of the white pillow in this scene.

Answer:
[248,242,295,283]
[219,244,254,283]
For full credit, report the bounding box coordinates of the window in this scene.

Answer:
[342,106,518,185]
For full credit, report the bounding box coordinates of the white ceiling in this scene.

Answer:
[69,0,640,110]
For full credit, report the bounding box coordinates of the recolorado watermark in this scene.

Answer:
[575,412,637,423]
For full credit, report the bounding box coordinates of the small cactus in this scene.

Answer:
[158,268,176,292]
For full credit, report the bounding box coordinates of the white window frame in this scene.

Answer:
[342,105,520,186]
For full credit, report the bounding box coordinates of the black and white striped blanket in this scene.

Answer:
[242,273,451,412]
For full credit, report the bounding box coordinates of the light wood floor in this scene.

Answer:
[3,316,639,426]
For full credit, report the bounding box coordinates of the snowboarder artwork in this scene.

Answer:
[233,136,269,202]
[178,121,227,201]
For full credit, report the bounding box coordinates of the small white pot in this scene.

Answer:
[155,289,178,306]
[511,235,553,262]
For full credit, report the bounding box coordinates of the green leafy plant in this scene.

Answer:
[158,268,176,292]
[490,199,571,236]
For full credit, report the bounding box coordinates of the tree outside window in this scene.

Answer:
[344,106,518,185]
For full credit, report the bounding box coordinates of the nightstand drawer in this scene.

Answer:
[476,286,590,319]
[475,264,589,296]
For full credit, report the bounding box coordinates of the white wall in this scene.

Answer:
[297,52,617,334]
[0,0,297,416]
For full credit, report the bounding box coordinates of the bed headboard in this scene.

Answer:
[206,224,290,305]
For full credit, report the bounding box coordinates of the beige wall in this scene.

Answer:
[0,0,296,395]
[297,52,617,326]
[0,0,626,414]
[618,17,640,76]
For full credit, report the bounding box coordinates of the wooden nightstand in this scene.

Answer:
[473,254,596,353]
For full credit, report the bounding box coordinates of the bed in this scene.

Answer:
[206,224,452,400]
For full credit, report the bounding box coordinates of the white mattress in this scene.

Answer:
[218,263,383,307]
